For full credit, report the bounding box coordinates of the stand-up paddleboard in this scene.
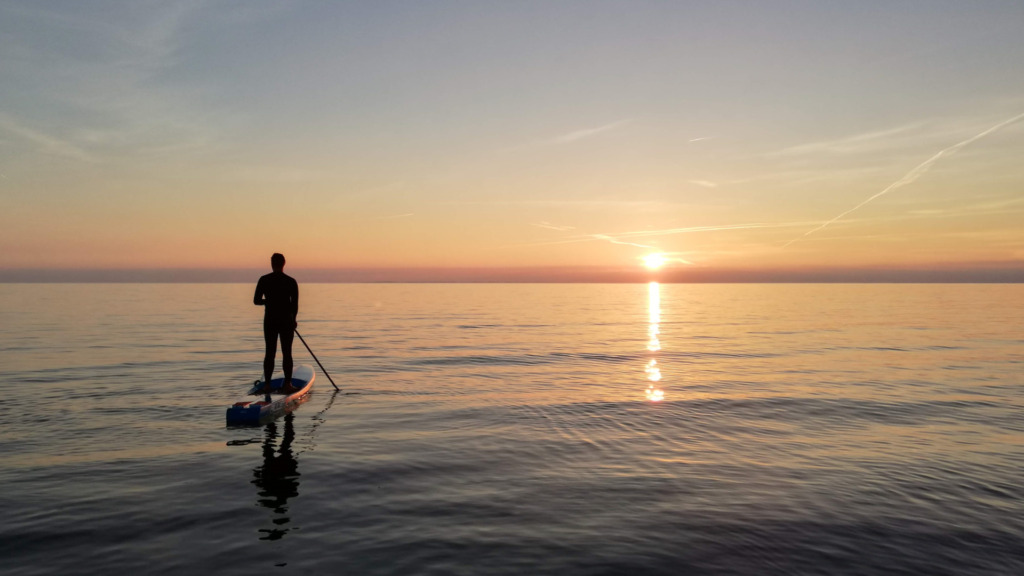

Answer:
[226,365,315,425]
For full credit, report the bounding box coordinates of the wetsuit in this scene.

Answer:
[254,271,299,386]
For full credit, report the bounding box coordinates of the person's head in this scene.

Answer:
[271,253,285,271]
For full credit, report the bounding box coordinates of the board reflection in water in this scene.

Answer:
[252,413,300,541]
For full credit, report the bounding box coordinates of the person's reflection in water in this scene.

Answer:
[252,413,300,541]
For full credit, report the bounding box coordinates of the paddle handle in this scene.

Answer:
[295,329,341,391]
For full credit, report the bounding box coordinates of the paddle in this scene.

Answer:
[295,329,341,391]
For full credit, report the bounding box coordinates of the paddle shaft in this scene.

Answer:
[295,329,340,391]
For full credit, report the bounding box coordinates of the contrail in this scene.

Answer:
[783,111,1024,248]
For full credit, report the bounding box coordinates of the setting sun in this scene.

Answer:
[643,254,667,270]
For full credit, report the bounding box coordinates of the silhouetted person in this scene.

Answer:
[254,253,299,401]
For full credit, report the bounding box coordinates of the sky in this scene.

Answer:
[2,1,1024,281]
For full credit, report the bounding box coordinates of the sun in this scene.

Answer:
[643,253,667,270]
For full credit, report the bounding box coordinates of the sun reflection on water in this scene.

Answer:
[647,282,661,352]
[645,359,662,381]
[645,282,665,402]
[645,385,665,402]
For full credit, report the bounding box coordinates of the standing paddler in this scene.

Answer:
[254,253,299,401]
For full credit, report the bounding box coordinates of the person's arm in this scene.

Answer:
[291,279,299,327]
[254,277,266,306]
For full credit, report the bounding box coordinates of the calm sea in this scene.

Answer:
[1,283,1022,575]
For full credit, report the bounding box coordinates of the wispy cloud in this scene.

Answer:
[2,2,223,160]
[0,113,95,161]
[689,137,712,143]
[551,120,630,144]
[611,221,823,241]
[534,221,576,232]
[773,122,923,157]
[526,220,823,247]
[784,111,1024,247]
[664,253,695,265]
[591,234,654,249]
[523,192,1024,252]
[905,195,1024,216]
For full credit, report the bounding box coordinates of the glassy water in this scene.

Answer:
[1,283,1022,575]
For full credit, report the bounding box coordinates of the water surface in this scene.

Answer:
[1,283,1022,575]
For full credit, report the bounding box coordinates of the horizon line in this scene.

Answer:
[1,265,1023,283]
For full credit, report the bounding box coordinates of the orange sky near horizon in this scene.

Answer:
[2,2,1024,278]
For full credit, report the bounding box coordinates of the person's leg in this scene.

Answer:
[280,323,294,387]
[263,320,278,400]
